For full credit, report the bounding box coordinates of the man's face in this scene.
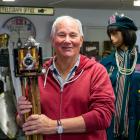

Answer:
[110,30,123,48]
[51,20,83,58]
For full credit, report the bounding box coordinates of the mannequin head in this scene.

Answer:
[107,14,137,50]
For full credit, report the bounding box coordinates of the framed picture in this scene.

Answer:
[82,41,99,60]
[102,40,113,58]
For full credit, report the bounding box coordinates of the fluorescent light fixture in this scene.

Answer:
[2,0,15,2]
[134,0,140,6]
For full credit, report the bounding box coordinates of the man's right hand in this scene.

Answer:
[16,96,32,126]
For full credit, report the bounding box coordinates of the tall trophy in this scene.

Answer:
[13,36,43,140]
[0,32,18,139]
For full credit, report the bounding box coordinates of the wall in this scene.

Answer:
[0,8,140,58]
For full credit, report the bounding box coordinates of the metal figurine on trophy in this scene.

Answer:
[13,36,43,140]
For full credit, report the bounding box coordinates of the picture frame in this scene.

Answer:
[102,40,113,58]
[82,41,99,60]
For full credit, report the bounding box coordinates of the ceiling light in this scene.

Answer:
[134,0,140,6]
[2,0,15,2]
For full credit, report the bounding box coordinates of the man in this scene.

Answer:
[101,13,139,140]
[17,15,115,140]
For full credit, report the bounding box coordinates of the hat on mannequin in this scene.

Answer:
[107,13,137,31]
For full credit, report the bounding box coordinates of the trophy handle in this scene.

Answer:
[21,77,43,140]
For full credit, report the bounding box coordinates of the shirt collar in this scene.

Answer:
[50,55,80,74]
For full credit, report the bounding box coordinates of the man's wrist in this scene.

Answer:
[56,120,63,134]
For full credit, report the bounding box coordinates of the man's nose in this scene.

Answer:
[64,35,71,42]
[110,35,114,41]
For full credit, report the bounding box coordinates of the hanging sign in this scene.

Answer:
[0,6,54,15]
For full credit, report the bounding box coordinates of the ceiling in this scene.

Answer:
[0,0,140,10]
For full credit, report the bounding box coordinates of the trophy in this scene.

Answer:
[0,33,9,48]
[13,36,42,77]
[13,36,43,140]
[0,32,17,139]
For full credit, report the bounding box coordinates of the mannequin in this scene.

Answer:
[101,13,139,140]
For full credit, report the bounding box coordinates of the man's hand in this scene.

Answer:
[22,114,57,135]
[17,96,32,116]
[16,96,32,126]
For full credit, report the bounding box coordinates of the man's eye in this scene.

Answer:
[57,34,65,37]
[70,34,78,38]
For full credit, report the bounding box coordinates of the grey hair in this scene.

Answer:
[50,15,84,37]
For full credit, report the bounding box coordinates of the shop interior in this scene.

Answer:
[0,0,140,140]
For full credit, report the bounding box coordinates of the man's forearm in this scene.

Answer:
[60,116,86,133]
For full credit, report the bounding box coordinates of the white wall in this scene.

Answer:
[0,8,140,57]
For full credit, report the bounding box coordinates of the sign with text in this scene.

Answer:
[0,6,54,15]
